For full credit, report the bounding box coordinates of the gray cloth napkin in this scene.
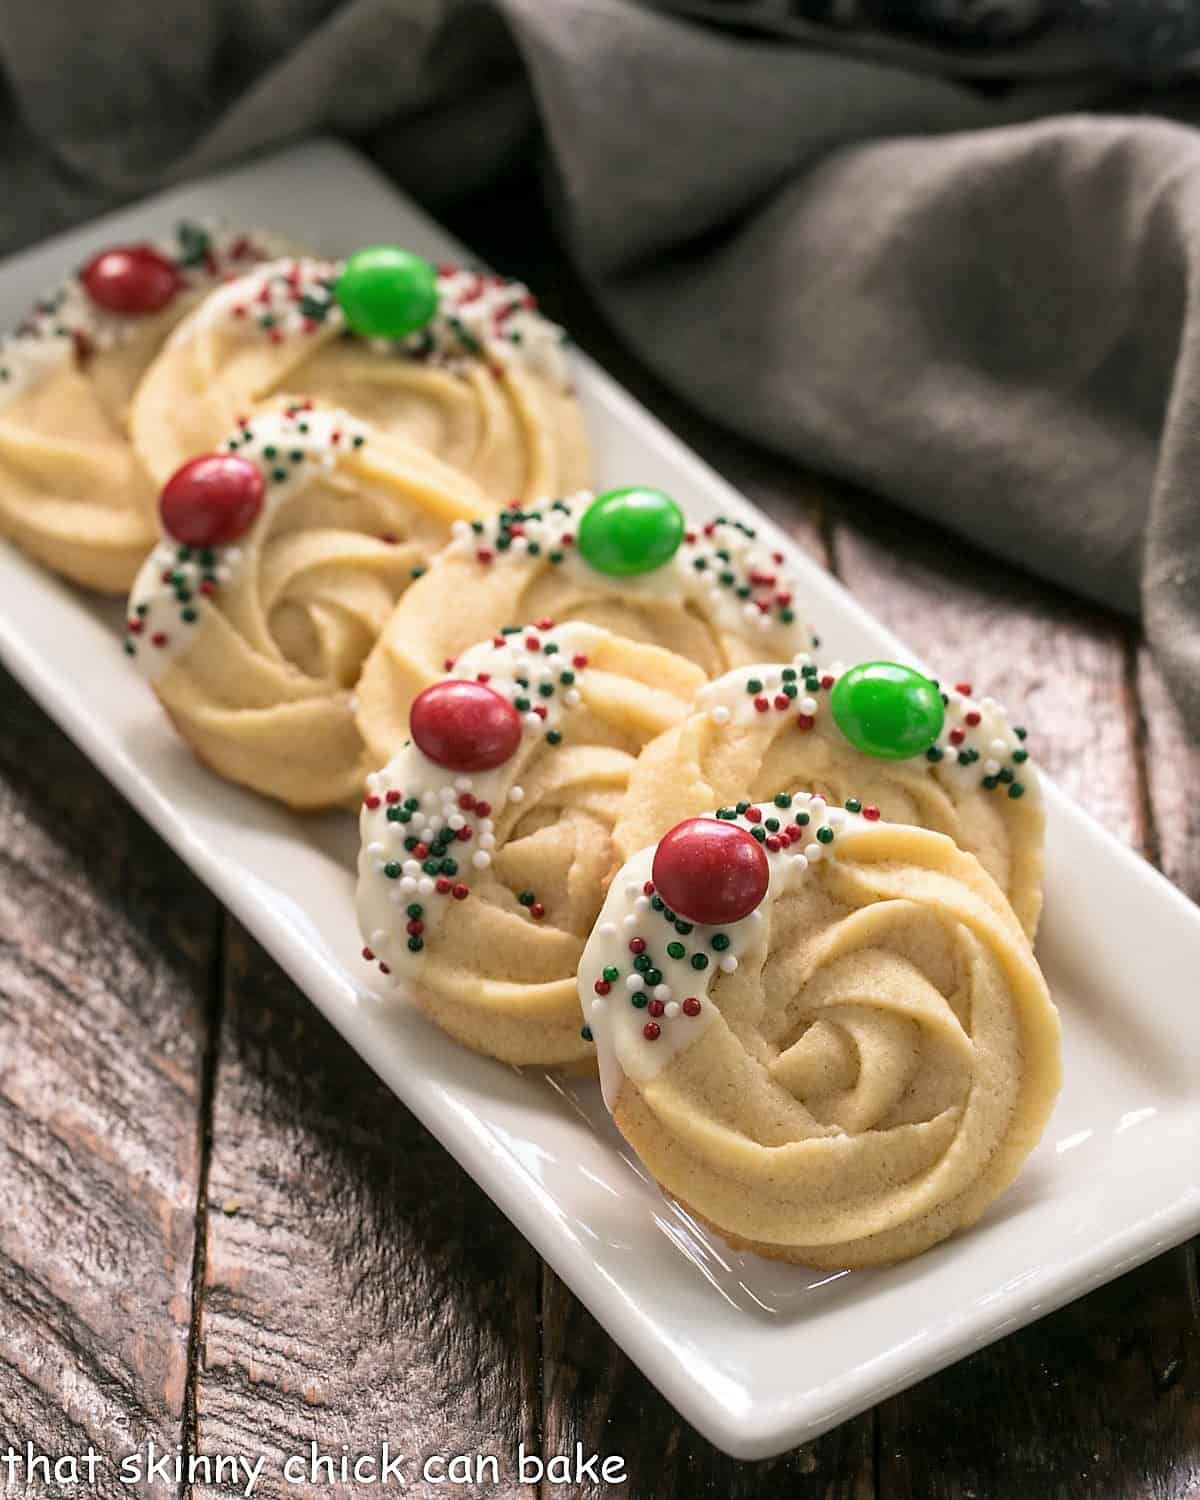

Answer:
[1,0,1197,731]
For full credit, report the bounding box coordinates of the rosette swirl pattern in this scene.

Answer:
[0,224,290,592]
[614,660,1044,936]
[125,404,487,808]
[356,494,816,765]
[130,257,590,506]
[580,803,1060,1268]
[356,622,706,1066]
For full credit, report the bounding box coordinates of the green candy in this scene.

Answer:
[830,661,945,760]
[576,487,685,577]
[335,246,438,340]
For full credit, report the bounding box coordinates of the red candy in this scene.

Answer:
[81,244,181,314]
[651,817,769,926]
[410,681,522,772]
[159,454,265,547]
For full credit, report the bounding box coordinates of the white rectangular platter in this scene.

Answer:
[2,138,1199,1461]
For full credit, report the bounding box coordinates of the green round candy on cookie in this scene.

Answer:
[335,246,439,340]
[830,661,945,760]
[577,487,685,577]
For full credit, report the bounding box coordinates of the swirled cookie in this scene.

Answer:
[130,250,590,506]
[356,621,707,1066]
[124,402,486,808]
[579,801,1060,1268]
[615,657,1043,937]
[355,487,817,765]
[0,223,291,592]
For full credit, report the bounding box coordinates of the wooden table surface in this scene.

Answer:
[2,173,1198,1499]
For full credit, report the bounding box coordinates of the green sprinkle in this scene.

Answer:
[518,891,535,906]
[845,798,862,813]
[667,941,686,960]
[1008,782,1025,799]
[644,968,663,987]
[546,729,563,746]
[407,936,424,953]
[602,965,620,983]
[1012,748,1029,763]
[383,862,402,880]
[711,933,730,951]
[746,679,763,695]
[795,811,810,826]
[816,826,835,845]
[690,953,709,971]
[580,1025,593,1041]
[631,992,649,1009]
[774,792,792,808]
[406,904,423,919]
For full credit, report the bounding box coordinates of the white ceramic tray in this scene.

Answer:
[2,138,1198,1461]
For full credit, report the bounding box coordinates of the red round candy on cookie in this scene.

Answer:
[159,455,265,547]
[411,681,523,772]
[80,245,182,314]
[651,817,769,926]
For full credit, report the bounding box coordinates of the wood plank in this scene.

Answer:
[0,670,215,1499]
[189,919,541,1499]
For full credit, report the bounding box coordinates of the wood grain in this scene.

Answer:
[0,674,216,1498]
[189,920,541,1499]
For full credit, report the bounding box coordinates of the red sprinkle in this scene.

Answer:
[647,999,665,1018]
[456,826,473,842]
[362,947,375,961]
[475,673,490,684]
[682,997,702,1017]
[629,937,646,955]
[949,727,966,746]
[475,801,493,818]
[364,795,381,810]
[151,632,168,648]
[572,654,589,669]
[754,696,770,713]
[127,618,144,634]
[821,675,835,690]
[385,790,401,804]
[863,805,881,821]
[535,617,555,630]
[477,548,494,564]
[413,843,429,859]
[435,877,452,894]
[744,806,762,822]
[965,710,982,727]
[796,714,815,731]
[765,835,782,851]
[406,920,424,936]
[643,1021,661,1041]
[529,902,545,919]
[525,635,540,650]
[643,881,656,896]
[955,682,973,696]
[458,793,476,810]
[773,694,789,710]
[452,884,469,900]
[594,978,612,996]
